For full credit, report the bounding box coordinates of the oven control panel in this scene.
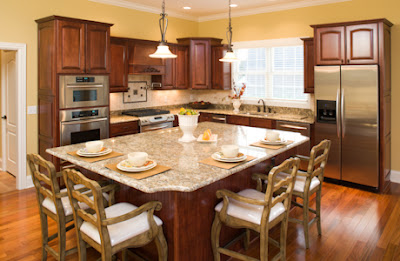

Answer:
[76,76,95,83]
[72,109,99,119]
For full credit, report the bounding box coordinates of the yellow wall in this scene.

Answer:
[0,0,198,173]
[199,0,400,171]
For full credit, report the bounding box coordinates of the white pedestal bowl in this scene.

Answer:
[178,114,199,142]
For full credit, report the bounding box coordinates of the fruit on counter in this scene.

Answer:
[179,107,198,115]
[202,129,212,140]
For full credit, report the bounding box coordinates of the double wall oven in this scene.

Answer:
[59,75,109,146]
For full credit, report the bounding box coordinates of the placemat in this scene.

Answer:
[199,155,256,170]
[250,140,294,150]
[105,163,171,180]
[67,150,124,163]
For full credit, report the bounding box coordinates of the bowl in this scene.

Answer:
[189,102,211,109]
[221,145,239,158]
[85,141,104,153]
[128,152,149,167]
[265,131,280,142]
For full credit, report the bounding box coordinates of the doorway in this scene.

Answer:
[0,43,27,190]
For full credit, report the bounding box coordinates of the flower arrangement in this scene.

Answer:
[229,81,246,99]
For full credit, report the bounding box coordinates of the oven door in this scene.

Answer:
[60,118,109,146]
[60,75,109,109]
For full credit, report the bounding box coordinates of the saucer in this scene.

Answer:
[259,138,287,145]
[117,160,157,172]
[77,147,112,157]
[197,134,218,143]
[211,152,247,163]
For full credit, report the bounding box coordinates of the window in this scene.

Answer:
[233,38,307,102]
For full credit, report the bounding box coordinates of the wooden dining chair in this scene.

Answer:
[211,157,300,261]
[62,168,168,261]
[27,153,116,261]
[269,139,331,249]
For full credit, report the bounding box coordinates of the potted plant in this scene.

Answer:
[229,82,246,113]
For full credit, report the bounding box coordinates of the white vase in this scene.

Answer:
[178,114,199,142]
[232,99,241,113]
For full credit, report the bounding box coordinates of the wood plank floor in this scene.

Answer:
[0,171,16,194]
[1,182,400,260]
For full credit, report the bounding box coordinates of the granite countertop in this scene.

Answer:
[46,122,308,193]
[110,115,139,124]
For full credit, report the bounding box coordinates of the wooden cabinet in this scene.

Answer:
[175,45,189,89]
[301,38,314,93]
[346,23,378,64]
[110,121,139,137]
[86,24,111,74]
[313,20,388,65]
[250,118,275,129]
[226,115,250,126]
[128,40,165,75]
[160,45,176,89]
[110,38,129,92]
[211,46,232,90]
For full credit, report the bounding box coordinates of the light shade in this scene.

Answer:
[149,44,177,59]
[219,51,238,62]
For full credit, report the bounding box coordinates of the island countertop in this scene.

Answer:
[46,122,308,193]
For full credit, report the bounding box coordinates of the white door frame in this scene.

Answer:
[0,42,27,190]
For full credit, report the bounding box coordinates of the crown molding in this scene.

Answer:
[89,0,351,22]
[198,0,352,22]
[89,0,199,21]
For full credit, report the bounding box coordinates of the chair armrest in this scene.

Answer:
[252,173,269,192]
[102,201,162,226]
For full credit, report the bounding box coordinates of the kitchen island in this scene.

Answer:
[47,122,308,260]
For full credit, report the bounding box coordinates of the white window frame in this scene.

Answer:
[232,37,311,109]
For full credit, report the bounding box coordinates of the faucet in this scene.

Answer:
[258,99,266,113]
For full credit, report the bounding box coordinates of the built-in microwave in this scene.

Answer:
[59,75,109,109]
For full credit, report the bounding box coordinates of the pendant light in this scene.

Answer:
[149,0,177,59]
[219,0,238,62]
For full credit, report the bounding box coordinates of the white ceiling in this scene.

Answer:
[90,0,351,21]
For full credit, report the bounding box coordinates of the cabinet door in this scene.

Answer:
[56,20,85,73]
[346,23,378,64]
[211,46,232,90]
[190,40,211,89]
[175,45,189,89]
[110,42,128,92]
[226,115,250,126]
[315,26,345,65]
[86,24,111,74]
[302,38,314,93]
[162,45,176,89]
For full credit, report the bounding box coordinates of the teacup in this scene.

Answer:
[85,140,104,153]
[221,145,239,158]
[265,131,280,142]
[128,152,149,167]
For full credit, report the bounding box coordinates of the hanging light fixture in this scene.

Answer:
[149,0,177,59]
[220,0,238,62]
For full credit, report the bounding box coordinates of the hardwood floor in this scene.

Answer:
[0,182,400,260]
[0,171,16,194]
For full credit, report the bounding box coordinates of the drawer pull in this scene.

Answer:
[279,124,307,130]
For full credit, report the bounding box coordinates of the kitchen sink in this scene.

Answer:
[238,112,275,117]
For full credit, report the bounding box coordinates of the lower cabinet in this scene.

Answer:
[110,121,139,137]
[226,115,250,126]
[249,118,276,129]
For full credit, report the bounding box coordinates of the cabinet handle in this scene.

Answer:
[279,124,307,130]
[347,59,350,63]
[341,59,344,64]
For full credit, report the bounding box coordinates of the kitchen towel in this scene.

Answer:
[105,163,171,180]
[67,150,124,163]
[250,140,294,150]
[199,155,256,170]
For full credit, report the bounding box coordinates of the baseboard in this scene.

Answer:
[25,175,34,189]
[390,170,400,184]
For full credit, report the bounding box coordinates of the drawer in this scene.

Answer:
[110,121,139,137]
[276,121,311,157]
[250,118,276,129]
[226,115,250,126]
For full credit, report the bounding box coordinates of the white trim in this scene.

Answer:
[89,0,351,22]
[0,42,27,190]
[26,175,34,189]
[390,170,400,184]
[89,0,199,21]
[199,0,352,22]
[0,158,2,171]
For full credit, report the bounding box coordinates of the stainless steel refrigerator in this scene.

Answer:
[314,65,379,188]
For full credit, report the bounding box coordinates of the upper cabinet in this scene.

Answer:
[312,19,391,65]
[110,38,129,92]
[128,41,165,75]
[175,45,189,89]
[47,16,112,74]
[301,38,314,93]
[211,46,231,90]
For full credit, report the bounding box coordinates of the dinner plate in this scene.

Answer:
[117,160,157,173]
[77,147,112,157]
[259,138,287,145]
[211,152,247,163]
[197,134,218,143]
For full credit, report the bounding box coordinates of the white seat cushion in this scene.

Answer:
[42,184,109,216]
[271,171,321,193]
[214,189,285,225]
[80,202,163,246]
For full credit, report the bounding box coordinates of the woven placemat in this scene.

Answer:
[105,163,171,180]
[67,150,124,163]
[199,155,256,170]
[250,140,294,150]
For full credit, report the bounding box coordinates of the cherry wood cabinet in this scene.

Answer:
[110,121,139,137]
[211,46,232,90]
[86,24,111,74]
[110,38,129,92]
[250,118,275,129]
[314,26,345,65]
[128,40,165,75]
[160,45,176,89]
[226,115,250,126]
[175,45,189,89]
[346,23,378,64]
[301,38,314,93]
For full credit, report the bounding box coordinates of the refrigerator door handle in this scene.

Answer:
[336,88,340,139]
[341,88,345,138]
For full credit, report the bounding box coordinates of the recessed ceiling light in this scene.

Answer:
[183,6,191,10]
[230,4,238,7]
